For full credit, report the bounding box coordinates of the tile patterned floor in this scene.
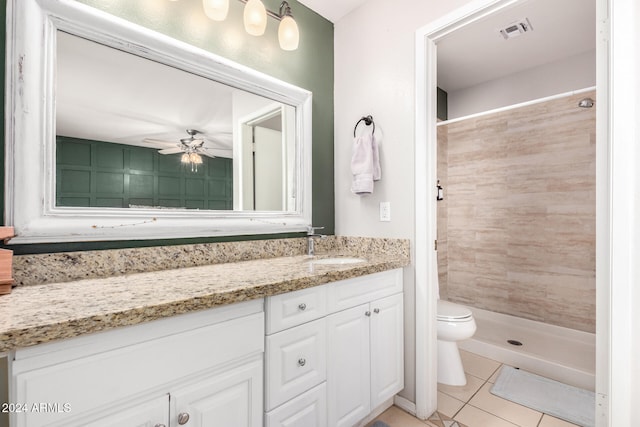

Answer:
[368,350,581,427]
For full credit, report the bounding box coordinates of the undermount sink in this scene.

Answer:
[310,257,367,265]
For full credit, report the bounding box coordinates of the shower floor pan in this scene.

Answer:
[458,306,596,391]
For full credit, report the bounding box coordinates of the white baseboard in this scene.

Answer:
[353,394,418,426]
[393,395,417,417]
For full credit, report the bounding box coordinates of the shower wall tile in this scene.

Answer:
[438,90,596,333]
[437,124,449,300]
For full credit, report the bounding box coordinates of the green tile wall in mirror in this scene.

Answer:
[5,0,313,244]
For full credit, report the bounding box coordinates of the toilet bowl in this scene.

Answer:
[437,300,477,386]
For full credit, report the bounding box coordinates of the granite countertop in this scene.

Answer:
[0,252,409,353]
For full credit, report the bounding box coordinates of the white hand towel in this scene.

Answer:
[372,133,381,181]
[351,133,375,195]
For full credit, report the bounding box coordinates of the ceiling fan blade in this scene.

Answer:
[201,147,233,159]
[158,147,184,155]
[142,137,177,147]
[202,139,233,150]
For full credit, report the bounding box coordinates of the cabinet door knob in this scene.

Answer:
[365,311,371,317]
[373,308,380,314]
[154,424,167,427]
[178,412,190,425]
[298,303,307,311]
[298,358,306,367]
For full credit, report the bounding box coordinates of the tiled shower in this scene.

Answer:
[437,90,596,334]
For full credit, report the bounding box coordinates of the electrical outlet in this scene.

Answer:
[379,202,391,222]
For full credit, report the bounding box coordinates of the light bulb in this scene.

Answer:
[181,153,190,164]
[243,0,267,36]
[278,15,299,50]
[202,0,228,21]
[190,153,203,164]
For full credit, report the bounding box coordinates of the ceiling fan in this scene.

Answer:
[142,129,233,172]
[142,129,233,169]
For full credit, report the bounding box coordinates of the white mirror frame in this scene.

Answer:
[4,0,312,244]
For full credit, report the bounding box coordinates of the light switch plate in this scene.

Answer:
[379,202,391,222]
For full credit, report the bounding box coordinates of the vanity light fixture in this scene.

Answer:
[243,0,267,35]
[277,2,299,50]
[200,0,299,50]
[203,0,230,21]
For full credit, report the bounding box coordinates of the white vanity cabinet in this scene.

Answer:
[326,270,404,427]
[8,300,264,427]
[264,269,404,427]
[7,268,403,427]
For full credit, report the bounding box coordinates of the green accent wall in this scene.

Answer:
[1,0,334,254]
[57,136,233,210]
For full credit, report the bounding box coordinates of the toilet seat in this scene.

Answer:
[437,300,473,322]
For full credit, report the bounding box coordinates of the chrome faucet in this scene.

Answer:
[306,226,326,256]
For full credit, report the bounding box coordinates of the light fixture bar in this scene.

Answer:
[236,0,289,21]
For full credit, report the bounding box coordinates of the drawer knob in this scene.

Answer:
[365,311,371,317]
[374,308,380,314]
[178,412,190,425]
[154,424,167,427]
[298,303,307,311]
[298,358,306,367]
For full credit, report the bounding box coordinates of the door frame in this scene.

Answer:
[412,0,632,423]
[234,103,285,210]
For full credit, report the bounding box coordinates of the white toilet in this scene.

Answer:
[437,300,477,386]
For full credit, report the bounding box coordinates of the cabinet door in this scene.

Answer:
[170,356,263,427]
[370,293,404,408]
[326,303,371,427]
[83,395,169,427]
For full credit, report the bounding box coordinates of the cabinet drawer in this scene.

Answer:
[266,285,327,334]
[327,269,402,313]
[265,318,326,410]
[265,382,326,427]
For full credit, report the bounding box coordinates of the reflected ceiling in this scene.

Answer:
[56,31,236,155]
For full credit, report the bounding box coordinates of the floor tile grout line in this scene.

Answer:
[464,400,544,427]
[440,363,503,420]
[460,361,546,427]
[448,369,494,420]
[452,362,543,427]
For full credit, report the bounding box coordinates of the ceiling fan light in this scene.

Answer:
[244,0,267,36]
[190,153,204,164]
[278,15,299,50]
[181,153,190,164]
[202,0,229,21]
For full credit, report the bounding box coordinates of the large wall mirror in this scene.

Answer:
[5,0,312,244]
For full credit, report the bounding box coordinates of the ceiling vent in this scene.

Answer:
[498,18,533,40]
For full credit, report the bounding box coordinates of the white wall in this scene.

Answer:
[333,0,475,403]
[448,49,596,119]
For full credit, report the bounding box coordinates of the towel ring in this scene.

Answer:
[353,115,375,137]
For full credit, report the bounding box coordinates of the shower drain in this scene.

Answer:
[507,339,523,346]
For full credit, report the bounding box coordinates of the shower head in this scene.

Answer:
[578,98,594,108]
